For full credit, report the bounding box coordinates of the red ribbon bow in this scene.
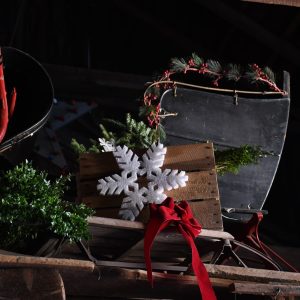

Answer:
[144,197,217,300]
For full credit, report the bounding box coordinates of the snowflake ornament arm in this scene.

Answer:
[97,172,138,195]
[98,138,116,152]
[149,169,188,191]
[119,187,148,221]
[113,145,140,173]
[139,142,167,176]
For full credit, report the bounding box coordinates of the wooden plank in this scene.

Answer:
[189,199,223,230]
[61,267,201,299]
[81,171,218,203]
[206,264,300,284]
[0,254,94,272]
[242,0,300,7]
[166,170,219,200]
[79,143,215,179]
[231,282,300,296]
[87,199,222,230]
[0,268,65,299]
[88,216,233,240]
[61,265,300,299]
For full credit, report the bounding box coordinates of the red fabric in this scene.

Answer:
[144,197,217,300]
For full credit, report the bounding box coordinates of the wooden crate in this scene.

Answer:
[77,143,222,230]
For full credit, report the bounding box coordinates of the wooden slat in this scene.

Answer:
[61,265,300,299]
[88,216,233,240]
[231,282,300,296]
[166,170,219,200]
[206,264,300,284]
[87,198,222,229]
[79,143,215,179]
[82,171,218,205]
[189,199,223,230]
[0,254,94,272]
[242,0,300,7]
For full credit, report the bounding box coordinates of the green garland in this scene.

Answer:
[141,52,286,130]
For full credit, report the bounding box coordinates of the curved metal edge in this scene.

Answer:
[0,46,54,154]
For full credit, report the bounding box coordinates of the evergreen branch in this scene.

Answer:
[215,145,268,175]
[170,57,188,72]
[263,66,275,82]
[191,52,203,67]
[70,138,87,155]
[207,59,222,74]
[226,64,242,81]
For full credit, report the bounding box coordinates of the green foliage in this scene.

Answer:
[71,138,101,155]
[191,52,203,67]
[71,113,162,154]
[215,145,267,175]
[263,66,276,82]
[226,64,242,81]
[207,59,222,74]
[70,138,87,155]
[170,57,188,72]
[0,161,93,250]
[101,113,160,149]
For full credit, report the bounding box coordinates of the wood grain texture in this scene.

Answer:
[0,254,94,272]
[88,216,233,239]
[79,143,215,179]
[78,143,221,229]
[242,0,300,7]
[231,282,300,296]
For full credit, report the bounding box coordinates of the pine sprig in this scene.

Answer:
[246,64,281,92]
[170,57,188,73]
[71,114,162,154]
[191,52,203,67]
[215,145,268,175]
[226,63,242,82]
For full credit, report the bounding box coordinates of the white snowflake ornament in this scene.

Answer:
[97,142,189,221]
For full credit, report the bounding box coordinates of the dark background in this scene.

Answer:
[0,0,300,245]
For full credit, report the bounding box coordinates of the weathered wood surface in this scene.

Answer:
[231,282,300,296]
[78,143,222,230]
[206,264,300,284]
[0,268,65,300]
[88,216,233,240]
[0,254,94,272]
[76,216,233,268]
[242,0,300,6]
[60,265,300,299]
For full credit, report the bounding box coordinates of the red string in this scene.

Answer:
[144,198,217,300]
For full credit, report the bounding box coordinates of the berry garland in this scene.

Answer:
[141,53,287,129]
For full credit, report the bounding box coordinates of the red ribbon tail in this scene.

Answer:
[178,224,217,300]
[144,217,170,287]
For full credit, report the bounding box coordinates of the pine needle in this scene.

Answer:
[226,64,242,81]
[263,66,275,82]
[170,57,188,72]
[191,53,203,67]
[207,59,222,74]
[215,145,267,175]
